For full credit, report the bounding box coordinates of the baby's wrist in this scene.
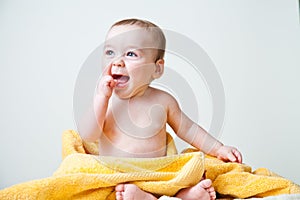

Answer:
[94,93,110,104]
[212,143,224,157]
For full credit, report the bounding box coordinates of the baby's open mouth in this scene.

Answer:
[112,74,130,87]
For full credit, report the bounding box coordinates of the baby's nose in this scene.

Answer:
[112,57,125,67]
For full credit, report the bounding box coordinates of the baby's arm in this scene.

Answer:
[166,94,242,163]
[79,64,116,142]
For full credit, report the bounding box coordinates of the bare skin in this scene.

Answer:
[115,179,216,200]
[80,23,243,200]
[81,24,242,163]
[176,179,216,200]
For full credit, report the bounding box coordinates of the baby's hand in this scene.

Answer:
[97,64,116,98]
[216,145,243,163]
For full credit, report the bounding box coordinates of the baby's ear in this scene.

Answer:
[153,59,164,79]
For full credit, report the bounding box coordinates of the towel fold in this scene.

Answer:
[0,129,299,199]
[182,149,300,198]
[0,130,203,199]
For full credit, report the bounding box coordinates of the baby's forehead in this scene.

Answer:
[107,25,154,39]
[105,25,161,49]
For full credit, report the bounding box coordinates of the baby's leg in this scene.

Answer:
[115,184,157,200]
[175,179,216,200]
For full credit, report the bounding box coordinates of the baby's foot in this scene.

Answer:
[115,183,157,200]
[176,179,216,200]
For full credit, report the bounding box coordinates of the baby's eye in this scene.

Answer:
[126,51,137,57]
[105,50,115,56]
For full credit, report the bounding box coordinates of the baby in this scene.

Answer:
[80,18,242,200]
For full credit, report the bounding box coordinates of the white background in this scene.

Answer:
[1,0,300,189]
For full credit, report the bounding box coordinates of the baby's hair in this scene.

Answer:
[110,18,166,60]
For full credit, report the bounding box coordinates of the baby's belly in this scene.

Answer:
[98,129,167,158]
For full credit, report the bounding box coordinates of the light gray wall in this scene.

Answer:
[1,0,299,189]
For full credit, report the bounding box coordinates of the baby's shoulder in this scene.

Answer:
[148,87,178,104]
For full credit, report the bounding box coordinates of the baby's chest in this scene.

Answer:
[106,103,167,135]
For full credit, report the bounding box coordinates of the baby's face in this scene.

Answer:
[103,25,161,98]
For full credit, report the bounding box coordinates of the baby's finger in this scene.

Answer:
[227,152,237,162]
[109,79,117,88]
[96,75,115,95]
[233,150,243,163]
[100,75,113,86]
[102,63,113,76]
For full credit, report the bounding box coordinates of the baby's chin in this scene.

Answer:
[113,87,133,99]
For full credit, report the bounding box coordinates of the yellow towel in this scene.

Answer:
[0,130,203,199]
[0,130,299,199]
[183,149,300,199]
